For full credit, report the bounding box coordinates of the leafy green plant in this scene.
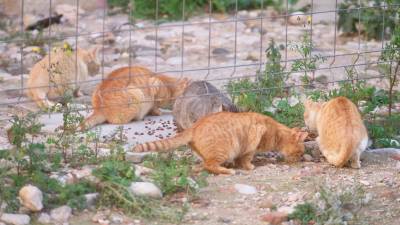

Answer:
[288,202,316,225]
[108,0,296,21]
[291,33,326,86]
[380,26,400,116]
[143,152,208,195]
[93,160,137,186]
[228,40,287,112]
[338,0,400,40]
[267,99,305,127]
[290,185,369,225]
[7,113,46,174]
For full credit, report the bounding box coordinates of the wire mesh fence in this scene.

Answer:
[0,0,398,126]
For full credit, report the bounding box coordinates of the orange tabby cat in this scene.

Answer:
[304,97,368,168]
[134,112,308,175]
[27,46,100,108]
[80,66,189,130]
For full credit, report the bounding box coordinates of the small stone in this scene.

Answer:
[37,213,51,224]
[125,152,152,163]
[92,211,106,222]
[85,193,99,208]
[110,213,124,224]
[278,206,295,214]
[217,217,232,223]
[261,212,288,225]
[98,219,110,225]
[50,205,72,223]
[360,180,370,186]
[0,213,30,225]
[212,48,230,55]
[134,165,154,177]
[303,154,313,162]
[129,182,163,198]
[71,166,93,180]
[234,184,257,195]
[18,185,43,212]
[259,198,274,209]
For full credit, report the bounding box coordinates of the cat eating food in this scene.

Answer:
[304,97,368,168]
[134,112,308,175]
[80,66,189,130]
[172,81,239,131]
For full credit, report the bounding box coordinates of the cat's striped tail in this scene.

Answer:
[133,129,193,152]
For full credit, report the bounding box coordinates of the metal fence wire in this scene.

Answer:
[0,0,398,118]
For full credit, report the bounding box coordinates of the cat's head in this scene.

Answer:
[279,128,308,162]
[171,77,190,98]
[78,47,101,76]
[303,99,323,132]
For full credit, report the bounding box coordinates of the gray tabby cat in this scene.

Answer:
[172,81,239,131]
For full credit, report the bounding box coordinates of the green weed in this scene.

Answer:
[338,0,400,40]
[143,152,208,195]
[108,0,299,21]
[290,33,326,86]
[289,185,369,225]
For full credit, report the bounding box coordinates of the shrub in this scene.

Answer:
[338,0,400,40]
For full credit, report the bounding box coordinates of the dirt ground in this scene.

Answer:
[64,148,400,225]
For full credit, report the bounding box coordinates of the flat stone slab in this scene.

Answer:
[38,110,178,149]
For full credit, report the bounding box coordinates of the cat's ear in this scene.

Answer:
[294,131,308,142]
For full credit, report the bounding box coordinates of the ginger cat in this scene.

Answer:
[172,81,239,131]
[27,45,100,109]
[304,97,368,168]
[134,112,308,175]
[80,66,189,130]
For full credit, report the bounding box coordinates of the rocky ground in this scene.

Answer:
[0,4,399,225]
[67,148,400,225]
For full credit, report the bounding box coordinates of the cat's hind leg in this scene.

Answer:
[203,156,235,175]
[235,152,255,170]
[29,89,55,109]
[349,150,361,169]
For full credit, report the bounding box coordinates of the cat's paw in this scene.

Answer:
[350,160,361,169]
[241,163,255,171]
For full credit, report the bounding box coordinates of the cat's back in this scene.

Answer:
[318,97,367,136]
[192,111,262,130]
[97,66,153,91]
[173,81,238,130]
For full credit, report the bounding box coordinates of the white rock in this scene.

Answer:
[278,205,295,214]
[126,152,152,163]
[110,213,124,224]
[134,165,154,177]
[85,193,99,208]
[0,213,30,225]
[288,11,307,25]
[234,184,257,195]
[129,182,163,199]
[303,154,313,162]
[50,205,72,223]
[18,185,43,212]
[37,213,51,224]
[71,166,93,180]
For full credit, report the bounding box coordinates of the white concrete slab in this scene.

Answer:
[39,110,178,149]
